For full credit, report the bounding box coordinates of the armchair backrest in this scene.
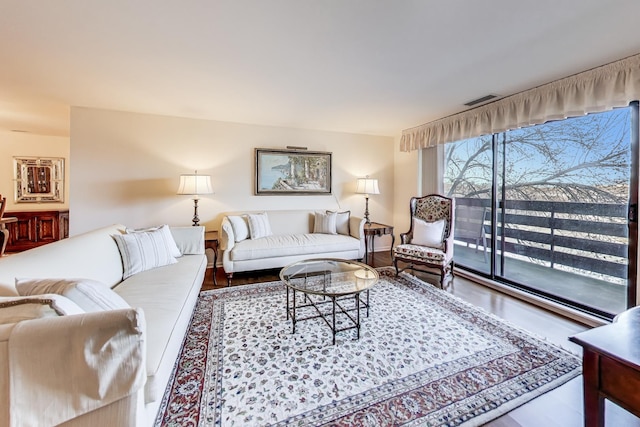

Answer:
[410,194,455,239]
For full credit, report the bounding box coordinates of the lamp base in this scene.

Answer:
[191,198,200,226]
[364,196,371,225]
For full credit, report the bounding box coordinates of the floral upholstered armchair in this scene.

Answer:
[393,194,455,288]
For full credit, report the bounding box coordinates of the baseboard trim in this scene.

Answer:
[456,269,608,328]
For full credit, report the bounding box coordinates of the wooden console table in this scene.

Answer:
[363,222,394,266]
[569,307,640,426]
[3,210,69,253]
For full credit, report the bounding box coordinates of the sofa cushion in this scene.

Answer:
[247,213,272,239]
[230,233,360,261]
[313,211,337,234]
[114,254,205,404]
[394,244,447,263]
[112,230,178,279]
[16,278,130,312]
[227,215,250,242]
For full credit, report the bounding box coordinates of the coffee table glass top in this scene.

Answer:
[279,258,378,296]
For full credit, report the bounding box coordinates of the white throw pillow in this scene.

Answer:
[0,295,84,324]
[411,218,446,248]
[113,230,178,279]
[126,224,182,258]
[327,210,350,235]
[247,213,273,239]
[228,215,250,242]
[314,211,337,234]
[16,278,130,312]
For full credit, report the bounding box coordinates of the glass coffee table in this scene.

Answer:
[279,258,379,345]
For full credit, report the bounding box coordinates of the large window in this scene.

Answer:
[444,106,637,319]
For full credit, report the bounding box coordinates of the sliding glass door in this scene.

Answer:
[444,135,493,276]
[444,105,637,318]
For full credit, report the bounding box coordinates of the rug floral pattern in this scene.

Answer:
[156,268,581,426]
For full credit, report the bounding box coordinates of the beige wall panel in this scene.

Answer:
[392,139,420,241]
[70,107,395,238]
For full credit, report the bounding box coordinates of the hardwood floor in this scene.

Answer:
[202,252,640,427]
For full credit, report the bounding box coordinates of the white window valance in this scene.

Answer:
[400,53,640,152]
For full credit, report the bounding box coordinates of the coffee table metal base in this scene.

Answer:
[286,286,370,345]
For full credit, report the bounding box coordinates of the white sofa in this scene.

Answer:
[0,224,206,427]
[220,210,366,284]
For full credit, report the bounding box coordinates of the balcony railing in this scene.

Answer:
[455,197,629,284]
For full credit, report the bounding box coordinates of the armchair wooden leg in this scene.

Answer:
[226,273,233,287]
[441,262,454,289]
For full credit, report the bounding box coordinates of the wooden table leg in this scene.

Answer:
[582,349,605,427]
[0,226,8,256]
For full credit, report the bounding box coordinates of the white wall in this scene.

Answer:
[0,130,70,212]
[70,108,396,250]
[392,137,420,238]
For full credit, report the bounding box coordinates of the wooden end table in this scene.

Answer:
[204,230,219,285]
[569,307,640,426]
[363,222,394,266]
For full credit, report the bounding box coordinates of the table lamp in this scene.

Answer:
[356,176,380,224]
[177,171,213,226]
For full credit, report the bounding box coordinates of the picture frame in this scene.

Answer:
[255,148,332,195]
[13,156,65,203]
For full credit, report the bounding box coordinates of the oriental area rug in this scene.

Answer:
[155,268,581,427]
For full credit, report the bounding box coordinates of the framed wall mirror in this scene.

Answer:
[14,157,65,203]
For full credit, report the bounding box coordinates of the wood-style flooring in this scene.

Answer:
[202,252,640,427]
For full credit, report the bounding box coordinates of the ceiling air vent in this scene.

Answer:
[464,94,500,107]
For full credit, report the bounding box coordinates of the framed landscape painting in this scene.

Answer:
[255,148,332,195]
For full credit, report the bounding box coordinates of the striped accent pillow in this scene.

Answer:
[125,224,182,257]
[327,210,350,235]
[113,229,178,279]
[314,211,337,234]
[247,213,273,239]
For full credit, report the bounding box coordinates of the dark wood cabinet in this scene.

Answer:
[4,210,69,252]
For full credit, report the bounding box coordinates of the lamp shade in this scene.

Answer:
[355,178,380,196]
[177,173,213,196]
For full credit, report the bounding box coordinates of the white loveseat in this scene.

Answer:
[0,224,206,427]
[220,210,366,284]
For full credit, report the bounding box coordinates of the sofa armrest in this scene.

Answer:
[170,226,205,254]
[349,216,366,258]
[219,217,235,252]
[5,308,146,427]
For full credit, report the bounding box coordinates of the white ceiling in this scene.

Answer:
[1,0,640,138]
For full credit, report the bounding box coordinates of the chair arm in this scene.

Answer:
[400,232,412,245]
[443,223,455,262]
[6,308,146,427]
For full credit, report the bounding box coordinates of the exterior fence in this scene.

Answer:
[455,197,629,281]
